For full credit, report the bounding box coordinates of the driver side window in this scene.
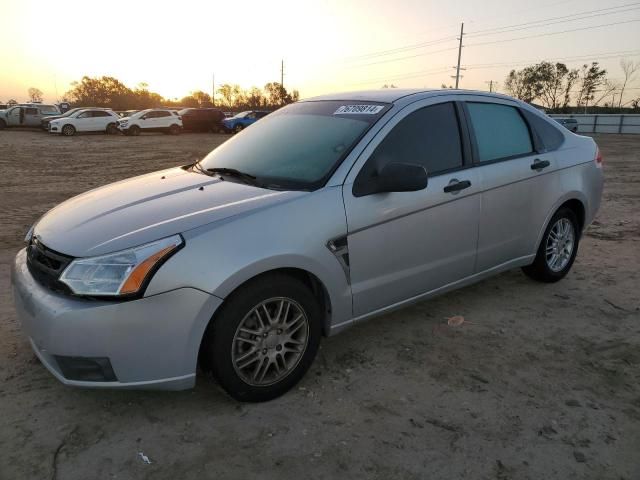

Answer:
[354,102,464,192]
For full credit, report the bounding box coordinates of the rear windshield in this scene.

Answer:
[199,100,389,190]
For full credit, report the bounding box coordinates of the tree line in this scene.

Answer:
[503,59,639,112]
[5,76,301,111]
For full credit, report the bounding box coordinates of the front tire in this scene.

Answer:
[522,207,580,283]
[128,125,140,136]
[233,124,244,134]
[203,274,322,402]
[61,124,76,136]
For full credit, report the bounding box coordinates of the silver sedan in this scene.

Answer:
[12,89,603,401]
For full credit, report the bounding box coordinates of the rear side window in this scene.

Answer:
[155,111,170,118]
[25,108,38,115]
[360,102,463,179]
[467,102,533,162]
[40,105,58,113]
[522,110,565,151]
[92,111,110,117]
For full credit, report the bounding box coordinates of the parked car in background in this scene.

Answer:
[554,117,578,132]
[41,107,97,130]
[222,110,270,133]
[179,108,226,132]
[12,90,603,402]
[48,109,120,136]
[0,104,61,129]
[118,109,182,135]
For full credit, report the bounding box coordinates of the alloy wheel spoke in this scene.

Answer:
[232,297,310,386]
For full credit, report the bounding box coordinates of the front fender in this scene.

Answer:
[145,186,353,330]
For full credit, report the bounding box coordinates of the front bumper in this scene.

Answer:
[11,248,222,390]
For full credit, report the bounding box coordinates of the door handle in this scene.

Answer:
[443,180,472,193]
[530,159,550,171]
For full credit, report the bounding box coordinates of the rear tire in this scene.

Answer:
[169,124,181,135]
[202,273,322,402]
[522,207,580,283]
[106,123,118,135]
[61,124,76,136]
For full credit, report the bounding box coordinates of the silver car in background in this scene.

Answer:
[12,90,603,401]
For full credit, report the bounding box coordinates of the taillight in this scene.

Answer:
[595,147,603,168]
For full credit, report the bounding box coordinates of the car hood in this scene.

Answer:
[34,167,303,257]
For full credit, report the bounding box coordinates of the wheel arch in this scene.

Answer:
[534,194,586,252]
[212,266,333,336]
[196,266,334,374]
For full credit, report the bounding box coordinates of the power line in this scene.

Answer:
[466,2,640,37]
[347,46,459,69]
[466,18,640,49]
[465,49,640,70]
[339,3,640,69]
[339,34,458,63]
[348,67,452,87]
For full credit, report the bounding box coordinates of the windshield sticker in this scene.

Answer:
[334,105,384,115]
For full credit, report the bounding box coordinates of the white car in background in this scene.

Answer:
[117,109,183,135]
[48,109,120,136]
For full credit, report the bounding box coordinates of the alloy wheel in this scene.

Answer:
[545,218,575,272]
[231,297,309,386]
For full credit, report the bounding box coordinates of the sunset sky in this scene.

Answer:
[1,0,639,104]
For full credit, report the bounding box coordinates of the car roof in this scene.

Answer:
[302,89,521,104]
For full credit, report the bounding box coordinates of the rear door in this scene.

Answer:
[463,98,561,271]
[343,98,480,317]
[24,107,40,126]
[153,111,172,129]
[91,110,114,131]
[6,107,22,126]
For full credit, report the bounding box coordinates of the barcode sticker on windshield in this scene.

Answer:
[334,105,384,115]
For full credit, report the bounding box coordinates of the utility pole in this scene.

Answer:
[212,73,215,107]
[280,59,285,89]
[485,80,497,92]
[452,22,464,89]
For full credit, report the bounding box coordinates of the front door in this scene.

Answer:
[342,100,480,317]
[6,107,22,126]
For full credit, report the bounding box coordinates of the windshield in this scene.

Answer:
[60,108,81,117]
[232,111,250,119]
[198,100,389,190]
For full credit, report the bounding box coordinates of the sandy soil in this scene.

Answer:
[0,130,638,480]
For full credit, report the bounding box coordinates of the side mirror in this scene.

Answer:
[354,162,428,197]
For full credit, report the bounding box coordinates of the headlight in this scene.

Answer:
[24,225,34,243]
[59,235,183,296]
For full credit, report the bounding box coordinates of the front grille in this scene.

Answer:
[26,238,74,294]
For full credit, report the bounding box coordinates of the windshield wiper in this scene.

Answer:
[206,167,258,185]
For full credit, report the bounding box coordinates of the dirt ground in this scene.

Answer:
[0,130,638,480]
